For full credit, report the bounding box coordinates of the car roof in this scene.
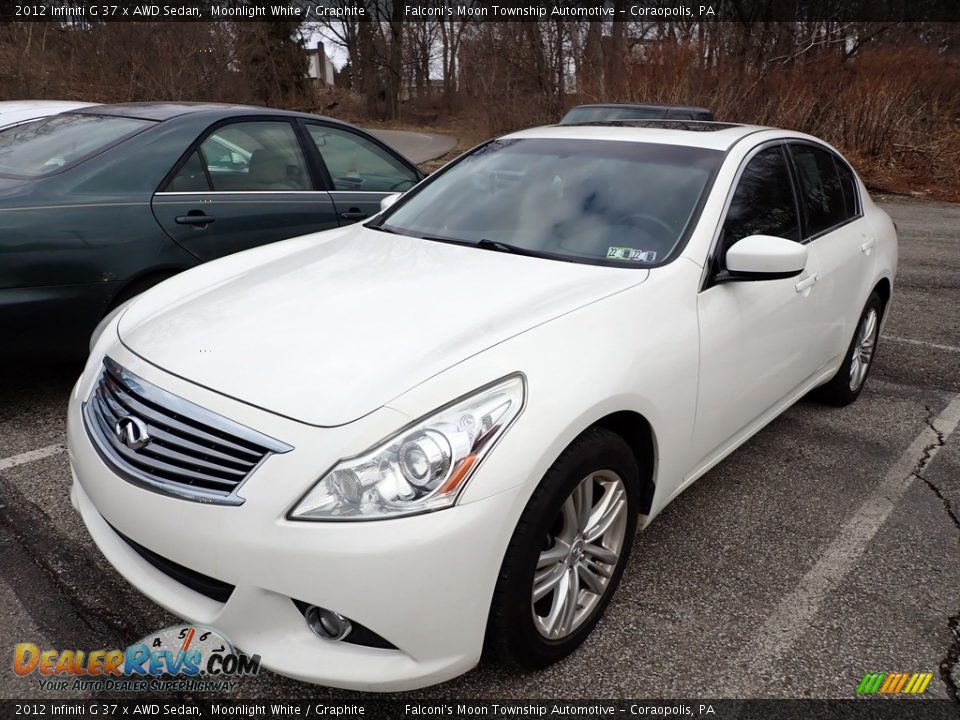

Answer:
[503,121,778,152]
[572,103,712,113]
[71,102,347,125]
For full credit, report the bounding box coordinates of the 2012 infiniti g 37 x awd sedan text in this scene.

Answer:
[68,120,897,691]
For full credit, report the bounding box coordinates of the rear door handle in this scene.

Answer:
[175,213,215,226]
[860,237,876,254]
[339,208,368,221]
[795,273,819,293]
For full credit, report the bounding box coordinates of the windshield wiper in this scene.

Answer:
[367,223,401,235]
[371,230,558,260]
[477,238,551,259]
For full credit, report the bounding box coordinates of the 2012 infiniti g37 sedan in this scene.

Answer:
[68,120,897,690]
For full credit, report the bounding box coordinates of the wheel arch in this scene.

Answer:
[873,276,892,314]
[104,265,187,314]
[591,410,657,515]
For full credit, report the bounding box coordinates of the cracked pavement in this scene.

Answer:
[0,198,958,702]
[920,402,960,703]
[918,402,960,703]
[919,405,960,531]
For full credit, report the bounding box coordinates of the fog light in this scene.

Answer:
[304,605,352,641]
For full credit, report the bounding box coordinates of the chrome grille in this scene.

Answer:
[83,358,292,505]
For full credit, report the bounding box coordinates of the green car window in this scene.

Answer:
[305,124,417,192]
[165,150,210,192]
[185,121,312,192]
[0,113,153,178]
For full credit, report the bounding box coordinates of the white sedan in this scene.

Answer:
[68,121,897,690]
[0,100,95,129]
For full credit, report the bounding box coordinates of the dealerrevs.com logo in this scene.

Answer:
[13,625,260,693]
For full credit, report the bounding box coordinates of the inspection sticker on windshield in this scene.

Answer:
[607,246,656,262]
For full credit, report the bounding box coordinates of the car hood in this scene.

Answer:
[119,225,648,426]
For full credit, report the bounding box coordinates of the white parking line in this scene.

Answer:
[719,393,960,696]
[0,444,66,471]
[882,335,960,353]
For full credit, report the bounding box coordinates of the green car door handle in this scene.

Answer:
[175,213,216,226]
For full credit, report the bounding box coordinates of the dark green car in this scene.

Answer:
[0,103,424,356]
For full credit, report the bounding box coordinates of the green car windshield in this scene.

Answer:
[0,113,153,178]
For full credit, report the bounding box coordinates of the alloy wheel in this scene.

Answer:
[848,307,878,392]
[531,470,628,640]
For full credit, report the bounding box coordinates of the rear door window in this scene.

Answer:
[834,157,860,219]
[789,144,850,238]
[165,150,209,192]
[167,121,312,192]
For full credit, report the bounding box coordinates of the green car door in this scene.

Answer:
[151,118,340,261]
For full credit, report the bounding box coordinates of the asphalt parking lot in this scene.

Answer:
[0,197,958,702]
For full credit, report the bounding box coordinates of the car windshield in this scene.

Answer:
[561,106,664,124]
[378,138,722,267]
[0,113,153,178]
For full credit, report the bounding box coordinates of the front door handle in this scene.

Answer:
[175,212,215,226]
[795,273,819,293]
[860,237,876,254]
[339,207,368,221]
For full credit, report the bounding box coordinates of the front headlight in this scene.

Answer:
[288,374,525,521]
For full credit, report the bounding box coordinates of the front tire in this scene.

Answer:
[814,291,883,406]
[486,427,640,669]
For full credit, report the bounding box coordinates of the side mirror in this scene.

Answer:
[724,235,806,280]
[379,193,402,212]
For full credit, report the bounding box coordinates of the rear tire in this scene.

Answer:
[486,427,640,669]
[814,291,883,407]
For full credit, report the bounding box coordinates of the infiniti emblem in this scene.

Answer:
[115,415,151,450]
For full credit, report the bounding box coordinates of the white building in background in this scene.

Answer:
[306,42,336,86]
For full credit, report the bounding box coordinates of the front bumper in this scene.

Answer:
[67,349,531,691]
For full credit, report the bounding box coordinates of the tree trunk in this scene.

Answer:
[581,22,603,100]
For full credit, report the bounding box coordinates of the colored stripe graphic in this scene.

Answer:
[857,673,886,693]
[879,674,899,693]
[857,672,932,694]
